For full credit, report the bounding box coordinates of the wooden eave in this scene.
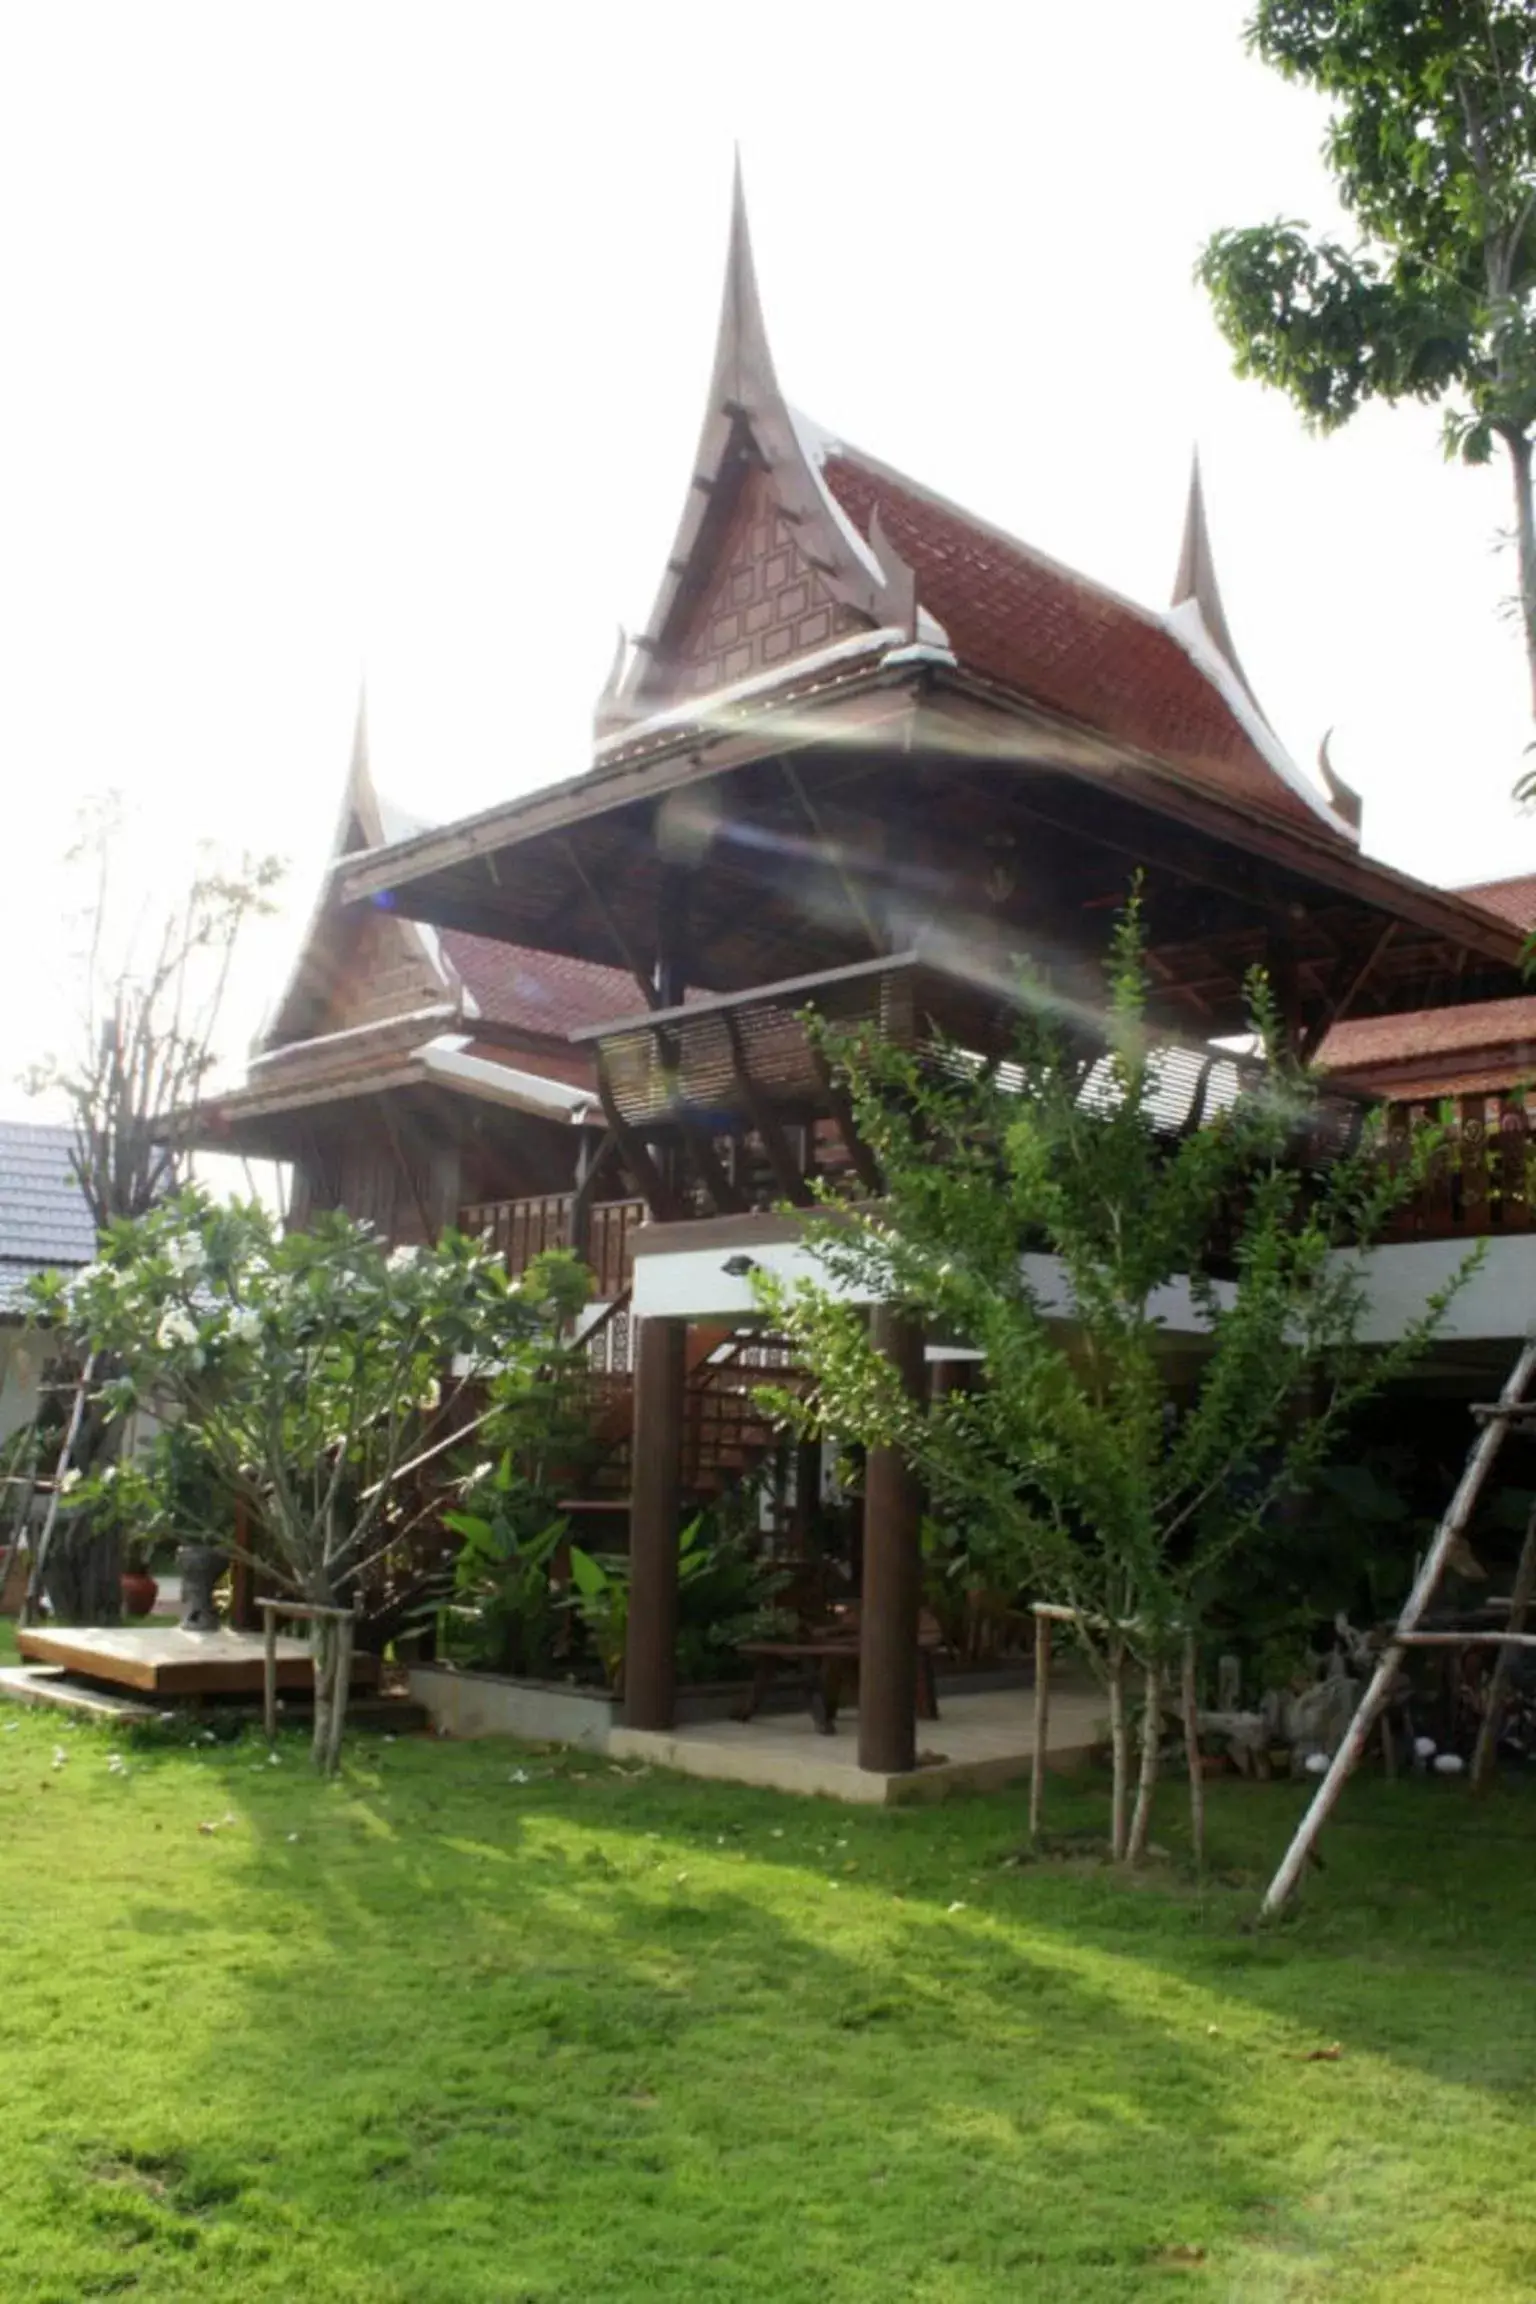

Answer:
[333,653,920,923]
[917,675,1521,972]
[335,655,1522,1043]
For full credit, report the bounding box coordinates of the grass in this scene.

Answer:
[1,1704,1535,2303]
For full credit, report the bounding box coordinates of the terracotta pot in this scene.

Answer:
[121,1571,159,1620]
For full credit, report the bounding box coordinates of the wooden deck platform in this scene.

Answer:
[14,1624,381,1698]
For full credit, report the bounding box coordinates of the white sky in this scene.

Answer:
[3,0,1532,1121]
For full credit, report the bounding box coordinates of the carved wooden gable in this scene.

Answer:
[663,463,864,701]
[271,890,445,1050]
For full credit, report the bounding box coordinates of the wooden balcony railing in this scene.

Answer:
[463,1092,1536,1268]
[461,1195,644,1299]
[1383,1093,1536,1242]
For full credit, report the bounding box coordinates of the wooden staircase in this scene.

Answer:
[561,1321,810,1540]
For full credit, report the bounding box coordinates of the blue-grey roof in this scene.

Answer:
[0,1121,96,1314]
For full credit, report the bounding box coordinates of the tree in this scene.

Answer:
[32,795,284,1227]
[757,902,1463,1862]
[19,801,282,1623]
[1199,3,1536,719]
[32,1193,590,1770]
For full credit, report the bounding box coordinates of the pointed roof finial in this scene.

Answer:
[1171,450,1257,700]
[1317,729,1363,836]
[339,679,386,850]
[605,161,914,736]
[347,681,370,794]
[716,147,777,415]
[593,626,632,739]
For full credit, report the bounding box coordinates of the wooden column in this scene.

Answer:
[858,1307,925,1774]
[623,1315,686,1730]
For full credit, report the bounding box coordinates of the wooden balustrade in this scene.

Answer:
[461,1194,644,1298]
[1384,1092,1535,1242]
[462,1094,1536,1277]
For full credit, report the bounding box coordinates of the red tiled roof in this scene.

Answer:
[1318,994,1536,1085]
[820,451,1339,838]
[1458,874,1536,930]
[442,931,636,1041]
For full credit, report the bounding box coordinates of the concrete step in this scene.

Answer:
[0,1665,429,1735]
[0,1666,159,1722]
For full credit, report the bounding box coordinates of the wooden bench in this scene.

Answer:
[735,1607,942,1733]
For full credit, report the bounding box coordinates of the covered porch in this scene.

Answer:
[620,1301,976,1779]
[609,1679,1103,1805]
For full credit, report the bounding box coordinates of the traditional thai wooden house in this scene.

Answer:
[253,173,1533,1778]
[198,702,645,1297]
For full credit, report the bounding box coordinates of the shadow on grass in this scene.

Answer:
[127,1727,1534,2299]
[7,1708,1523,2302]
[76,1733,1320,2299]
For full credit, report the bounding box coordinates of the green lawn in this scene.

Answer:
[2,1704,1535,2303]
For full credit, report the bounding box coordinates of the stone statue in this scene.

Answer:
[176,1543,225,1633]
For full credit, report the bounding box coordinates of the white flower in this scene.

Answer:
[156,1307,200,1352]
[388,1245,421,1272]
[227,1305,263,1345]
[166,1236,204,1278]
[417,1378,441,1412]
[59,1468,83,1495]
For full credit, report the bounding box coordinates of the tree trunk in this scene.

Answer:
[311,1614,337,1773]
[1107,1645,1130,1862]
[326,1615,354,1776]
[40,1516,123,1626]
[1127,1659,1163,1865]
[1181,1635,1205,1868]
[1504,427,1536,724]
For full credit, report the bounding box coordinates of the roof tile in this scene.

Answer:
[820,451,1337,836]
[0,1120,95,1306]
[442,931,637,1042]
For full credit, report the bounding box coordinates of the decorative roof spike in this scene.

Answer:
[868,504,919,640]
[717,146,778,415]
[605,163,920,742]
[343,682,375,823]
[593,626,634,739]
[1171,450,1261,711]
[1317,730,1364,838]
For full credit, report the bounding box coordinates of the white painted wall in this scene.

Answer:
[631,1223,1536,1347]
[631,1234,1240,1331]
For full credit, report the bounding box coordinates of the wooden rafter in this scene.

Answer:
[595,1053,680,1222]
[560,836,658,1009]
[722,1009,814,1205]
[1299,923,1400,1063]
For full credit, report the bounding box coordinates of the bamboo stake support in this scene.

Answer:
[256,1597,357,1748]
[1108,1648,1129,1863]
[1029,1610,1051,1844]
[1181,1634,1204,1867]
[1262,1335,1536,1918]
[263,1605,278,1740]
[1473,1504,1536,1792]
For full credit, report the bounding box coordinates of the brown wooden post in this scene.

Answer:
[858,1307,925,1774]
[623,1315,686,1731]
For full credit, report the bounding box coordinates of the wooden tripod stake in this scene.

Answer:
[1262,1336,1536,1917]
